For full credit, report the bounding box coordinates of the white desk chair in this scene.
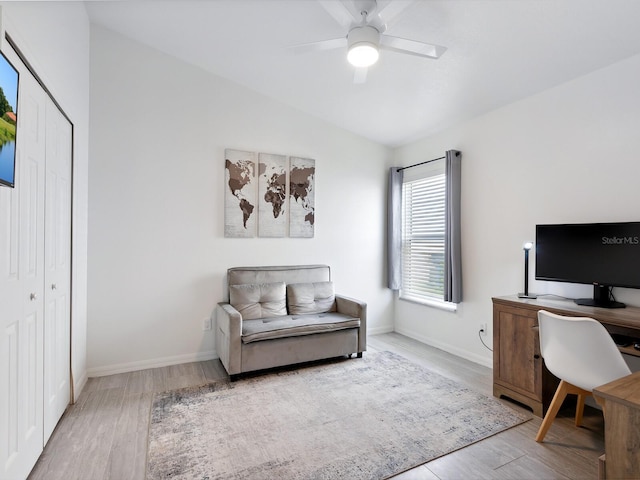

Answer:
[535,309,631,442]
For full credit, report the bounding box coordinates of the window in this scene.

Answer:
[400,165,447,303]
[388,150,461,305]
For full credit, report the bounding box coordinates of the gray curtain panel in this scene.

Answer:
[387,167,403,290]
[444,150,462,303]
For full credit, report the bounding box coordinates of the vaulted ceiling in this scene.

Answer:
[85,0,640,147]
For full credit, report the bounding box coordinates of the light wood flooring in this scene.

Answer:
[28,333,604,479]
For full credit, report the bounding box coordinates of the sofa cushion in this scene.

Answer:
[241,313,360,344]
[229,282,287,320]
[287,281,336,315]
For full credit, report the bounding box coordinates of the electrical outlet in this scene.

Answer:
[203,318,212,331]
[479,323,488,336]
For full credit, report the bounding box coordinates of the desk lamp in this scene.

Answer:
[518,241,538,299]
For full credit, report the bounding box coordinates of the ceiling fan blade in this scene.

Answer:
[380,34,447,59]
[318,0,359,30]
[289,37,347,55]
[375,0,415,24]
[353,67,368,84]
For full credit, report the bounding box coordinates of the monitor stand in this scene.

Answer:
[575,284,626,309]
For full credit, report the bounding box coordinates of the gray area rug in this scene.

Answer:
[146,351,529,479]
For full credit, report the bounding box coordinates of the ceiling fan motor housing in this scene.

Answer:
[348,25,380,50]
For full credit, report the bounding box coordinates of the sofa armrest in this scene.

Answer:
[335,295,367,353]
[216,302,243,376]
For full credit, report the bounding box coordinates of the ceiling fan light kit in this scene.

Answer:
[347,25,380,67]
[293,0,446,82]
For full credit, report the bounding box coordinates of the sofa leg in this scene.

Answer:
[230,374,241,382]
[357,352,363,358]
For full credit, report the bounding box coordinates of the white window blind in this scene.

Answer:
[401,172,446,301]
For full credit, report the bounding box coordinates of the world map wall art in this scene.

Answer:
[224,149,315,238]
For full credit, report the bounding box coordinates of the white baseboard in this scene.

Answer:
[367,324,395,336]
[394,326,493,369]
[87,350,218,378]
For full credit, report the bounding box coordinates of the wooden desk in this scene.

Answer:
[593,371,640,479]
[492,296,640,417]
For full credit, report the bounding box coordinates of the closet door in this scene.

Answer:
[43,97,71,442]
[0,65,47,480]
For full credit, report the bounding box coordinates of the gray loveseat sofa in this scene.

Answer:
[215,265,367,378]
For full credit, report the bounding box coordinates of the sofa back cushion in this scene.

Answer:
[287,281,336,315]
[229,282,287,320]
[227,265,330,294]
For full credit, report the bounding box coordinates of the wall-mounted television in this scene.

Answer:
[0,49,18,188]
[535,221,640,308]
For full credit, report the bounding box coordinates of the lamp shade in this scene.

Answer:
[348,44,379,67]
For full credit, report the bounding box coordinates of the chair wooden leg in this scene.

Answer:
[572,386,592,427]
[575,393,586,427]
[536,380,593,442]
[536,380,571,442]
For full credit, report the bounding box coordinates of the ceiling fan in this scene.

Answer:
[291,0,447,83]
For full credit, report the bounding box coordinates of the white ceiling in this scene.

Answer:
[85,0,640,147]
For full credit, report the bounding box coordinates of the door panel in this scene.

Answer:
[0,167,21,476]
[43,98,72,443]
[19,70,46,479]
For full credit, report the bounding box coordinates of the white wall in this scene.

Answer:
[394,53,640,367]
[6,4,639,383]
[87,26,393,375]
[1,2,90,398]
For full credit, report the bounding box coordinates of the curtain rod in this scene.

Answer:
[396,156,445,172]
